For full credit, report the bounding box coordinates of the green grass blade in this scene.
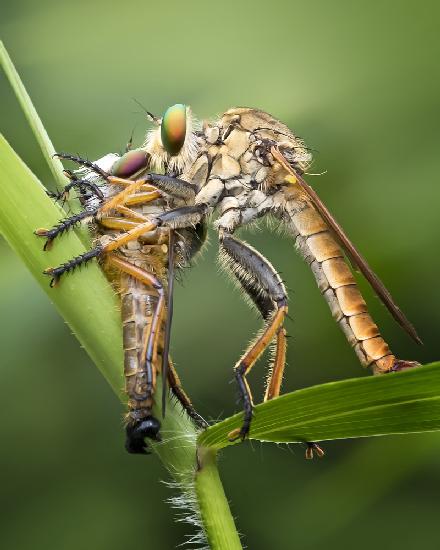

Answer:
[0,134,198,460]
[0,133,123,390]
[0,41,67,194]
[198,362,440,449]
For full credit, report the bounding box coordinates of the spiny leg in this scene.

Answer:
[35,189,158,250]
[50,170,104,203]
[43,246,103,287]
[40,205,207,285]
[35,207,99,250]
[107,254,164,454]
[219,233,288,441]
[54,153,112,180]
[38,151,198,250]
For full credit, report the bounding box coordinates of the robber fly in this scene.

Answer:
[37,104,421,452]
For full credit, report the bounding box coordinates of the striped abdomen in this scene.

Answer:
[284,197,395,374]
[120,271,162,413]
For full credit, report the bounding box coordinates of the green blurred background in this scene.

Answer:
[1,0,439,548]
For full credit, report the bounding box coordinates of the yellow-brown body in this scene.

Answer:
[281,186,394,373]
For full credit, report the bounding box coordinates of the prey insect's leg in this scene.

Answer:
[103,205,207,252]
[35,207,99,249]
[98,217,146,231]
[107,254,164,454]
[114,205,148,222]
[39,220,158,286]
[99,180,159,214]
[43,246,103,287]
[42,205,207,285]
[36,187,157,250]
[219,233,288,441]
[50,171,104,202]
[123,191,162,207]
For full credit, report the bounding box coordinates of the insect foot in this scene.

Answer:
[227,427,249,443]
[305,442,325,460]
[390,359,421,372]
[227,408,254,442]
[125,416,161,455]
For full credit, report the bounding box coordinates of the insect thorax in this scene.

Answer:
[152,107,310,233]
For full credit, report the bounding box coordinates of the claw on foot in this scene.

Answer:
[227,427,248,442]
[391,360,421,372]
[42,268,59,287]
[35,229,54,251]
[305,442,325,460]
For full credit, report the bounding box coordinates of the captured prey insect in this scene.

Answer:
[36,126,208,454]
[37,104,421,453]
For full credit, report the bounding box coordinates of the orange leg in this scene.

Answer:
[114,205,149,222]
[100,178,157,213]
[264,327,287,401]
[124,191,162,207]
[103,220,158,251]
[98,217,142,231]
[228,306,288,441]
[106,175,156,193]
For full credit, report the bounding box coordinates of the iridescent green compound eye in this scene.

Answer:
[161,104,187,156]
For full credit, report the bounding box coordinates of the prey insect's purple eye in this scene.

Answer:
[161,104,187,156]
[111,149,149,179]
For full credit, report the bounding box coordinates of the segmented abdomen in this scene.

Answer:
[120,271,160,409]
[284,198,395,373]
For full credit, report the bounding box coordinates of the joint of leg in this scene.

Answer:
[277,298,288,310]
[235,362,247,376]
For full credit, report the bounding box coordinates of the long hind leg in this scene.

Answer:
[223,245,288,402]
[220,233,324,456]
[218,233,288,441]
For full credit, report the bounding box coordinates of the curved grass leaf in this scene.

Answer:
[198,362,440,449]
[0,40,68,194]
[0,134,200,469]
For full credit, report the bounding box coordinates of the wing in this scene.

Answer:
[271,146,422,345]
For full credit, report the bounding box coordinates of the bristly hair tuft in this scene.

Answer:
[143,106,200,174]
